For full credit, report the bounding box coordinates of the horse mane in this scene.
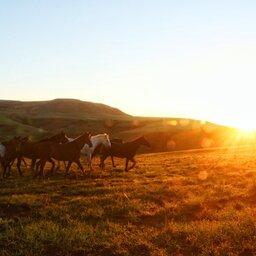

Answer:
[126,136,144,143]
[69,132,90,145]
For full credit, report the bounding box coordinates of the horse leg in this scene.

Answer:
[6,163,14,178]
[0,159,10,179]
[0,160,4,179]
[87,153,94,171]
[16,157,23,177]
[55,161,61,173]
[38,159,47,179]
[5,160,13,177]
[3,161,11,178]
[31,159,36,171]
[16,158,24,177]
[31,159,35,170]
[22,158,27,168]
[99,154,106,169]
[111,155,116,168]
[34,159,42,178]
[2,161,8,179]
[125,158,129,172]
[76,160,85,175]
[48,158,55,175]
[3,165,8,179]
[65,161,72,177]
[128,157,136,170]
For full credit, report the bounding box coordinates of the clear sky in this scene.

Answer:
[1,1,256,130]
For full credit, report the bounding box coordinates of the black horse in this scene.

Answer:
[99,136,150,171]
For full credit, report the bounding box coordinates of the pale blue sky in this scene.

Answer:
[1,1,256,129]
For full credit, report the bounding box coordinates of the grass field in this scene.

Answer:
[1,146,256,255]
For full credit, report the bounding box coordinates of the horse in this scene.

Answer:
[63,133,111,171]
[99,136,150,171]
[81,133,111,171]
[16,131,69,176]
[0,137,23,178]
[36,132,92,178]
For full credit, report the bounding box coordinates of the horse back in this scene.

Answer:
[110,142,139,158]
[38,141,81,161]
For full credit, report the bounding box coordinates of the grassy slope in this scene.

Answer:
[0,99,133,139]
[1,99,254,152]
[0,99,128,119]
[0,114,47,140]
[1,146,256,255]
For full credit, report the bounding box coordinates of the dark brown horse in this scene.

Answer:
[99,136,150,171]
[0,137,22,178]
[16,131,69,176]
[36,132,92,178]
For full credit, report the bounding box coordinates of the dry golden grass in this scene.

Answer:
[1,146,256,255]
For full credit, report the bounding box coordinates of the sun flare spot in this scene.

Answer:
[214,115,256,133]
[235,129,255,140]
[232,119,256,132]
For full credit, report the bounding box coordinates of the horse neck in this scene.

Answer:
[67,137,75,142]
[71,134,88,150]
[127,138,142,151]
[7,140,21,156]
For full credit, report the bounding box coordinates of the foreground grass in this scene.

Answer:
[1,146,256,255]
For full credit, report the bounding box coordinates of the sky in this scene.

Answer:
[1,1,256,130]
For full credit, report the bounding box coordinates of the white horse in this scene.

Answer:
[67,133,111,171]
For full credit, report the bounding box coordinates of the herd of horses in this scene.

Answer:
[0,131,150,179]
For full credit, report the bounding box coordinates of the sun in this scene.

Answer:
[207,114,256,144]
[225,118,256,142]
[212,114,256,132]
[230,119,256,132]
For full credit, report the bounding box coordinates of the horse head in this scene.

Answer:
[84,132,92,148]
[57,131,69,144]
[8,136,23,155]
[103,133,111,148]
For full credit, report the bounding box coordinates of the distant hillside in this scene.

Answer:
[0,99,130,139]
[0,99,128,119]
[0,98,255,151]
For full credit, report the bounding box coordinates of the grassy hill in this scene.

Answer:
[0,99,127,118]
[0,99,255,151]
[1,146,256,255]
[0,99,131,140]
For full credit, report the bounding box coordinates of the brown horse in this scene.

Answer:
[99,136,150,171]
[16,131,69,176]
[36,132,92,178]
[0,137,22,178]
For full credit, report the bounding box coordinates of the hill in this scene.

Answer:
[0,99,130,139]
[0,98,127,119]
[0,98,255,151]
